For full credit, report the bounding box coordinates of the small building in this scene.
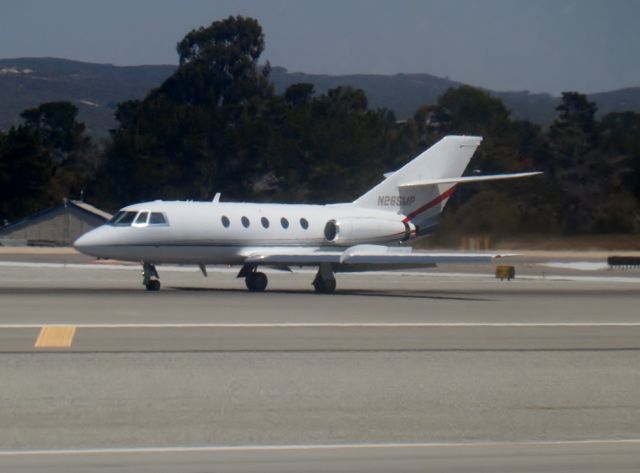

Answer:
[0,199,112,246]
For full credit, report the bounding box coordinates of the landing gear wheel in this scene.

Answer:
[145,279,161,291]
[313,276,336,294]
[245,272,268,292]
[313,263,337,294]
[142,262,161,291]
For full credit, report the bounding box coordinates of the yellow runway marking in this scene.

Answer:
[34,326,76,348]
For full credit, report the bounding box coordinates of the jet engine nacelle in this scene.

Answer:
[324,217,415,245]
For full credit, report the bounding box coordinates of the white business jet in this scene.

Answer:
[74,135,540,292]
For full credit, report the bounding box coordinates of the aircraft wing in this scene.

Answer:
[244,251,342,265]
[242,245,511,267]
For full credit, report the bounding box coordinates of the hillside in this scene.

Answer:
[1,57,639,135]
[0,58,174,136]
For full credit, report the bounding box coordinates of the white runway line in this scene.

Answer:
[1,439,640,456]
[2,322,640,329]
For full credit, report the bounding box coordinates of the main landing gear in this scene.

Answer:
[142,262,161,291]
[237,263,337,294]
[313,263,336,294]
[237,264,268,292]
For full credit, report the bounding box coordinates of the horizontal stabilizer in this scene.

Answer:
[398,171,542,188]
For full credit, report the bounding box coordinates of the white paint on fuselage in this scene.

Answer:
[75,201,410,264]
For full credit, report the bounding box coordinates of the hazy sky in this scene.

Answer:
[1,0,638,95]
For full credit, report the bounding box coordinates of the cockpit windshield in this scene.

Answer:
[109,211,138,226]
[108,210,168,227]
[108,211,125,224]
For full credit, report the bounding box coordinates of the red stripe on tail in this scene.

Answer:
[402,185,457,223]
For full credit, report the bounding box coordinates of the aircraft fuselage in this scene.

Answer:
[75,201,415,264]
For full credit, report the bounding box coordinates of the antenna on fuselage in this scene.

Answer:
[212,193,221,203]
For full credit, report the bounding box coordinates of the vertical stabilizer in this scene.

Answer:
[352,135,482,235]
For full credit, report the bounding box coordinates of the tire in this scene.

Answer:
[245,274,255,291]
[145,279,161,291]
[246,272,268,292]
[313,278,336,294]
[253,272,268,292]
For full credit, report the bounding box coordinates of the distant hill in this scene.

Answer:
[2,57,640,135]
[268,67,466,120]
[0,58,174,136]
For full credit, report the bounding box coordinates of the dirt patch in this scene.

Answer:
[0,247,78,255]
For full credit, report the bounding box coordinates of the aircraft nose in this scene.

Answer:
[73,228,98,249]
[73,226,112,256]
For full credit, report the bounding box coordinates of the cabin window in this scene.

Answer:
[281,217,289,229]
[112,211,137,226]
[135,212,149,225]
[261,217,270,228]
[221,216,230,228]
[149,212,167,225]
[300,218,309,230]
[241,216,250,228]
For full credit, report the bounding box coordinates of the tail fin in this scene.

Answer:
[353,135,482,235]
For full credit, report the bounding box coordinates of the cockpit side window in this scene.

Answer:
[149,212,168,225]
[135,212,149,225]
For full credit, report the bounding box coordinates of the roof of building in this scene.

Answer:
[68,200,112,220]
[0,199,112,233]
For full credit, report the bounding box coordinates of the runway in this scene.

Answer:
[1,257,640,471]
[3,441,640,473]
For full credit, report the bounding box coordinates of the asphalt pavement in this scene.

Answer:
[1,257,639,471]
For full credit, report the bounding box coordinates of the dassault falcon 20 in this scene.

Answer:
[74,135,540,293]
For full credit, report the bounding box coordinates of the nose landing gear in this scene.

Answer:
[237,264,268,292]
[142,262,160,291]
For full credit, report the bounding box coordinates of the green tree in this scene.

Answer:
[20,102,97,203]
[96,17,400,210]
[21,102,89,161]
[599,112,640,156]
[549,92,598,162]
[264,86,398,203]
[97,16,275,209]
[427,86,511,137]
[172,15,269,107]
[0,126,54,222]
[546,93,605,233]
[283,83,315,106]
[553,92,597,136]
